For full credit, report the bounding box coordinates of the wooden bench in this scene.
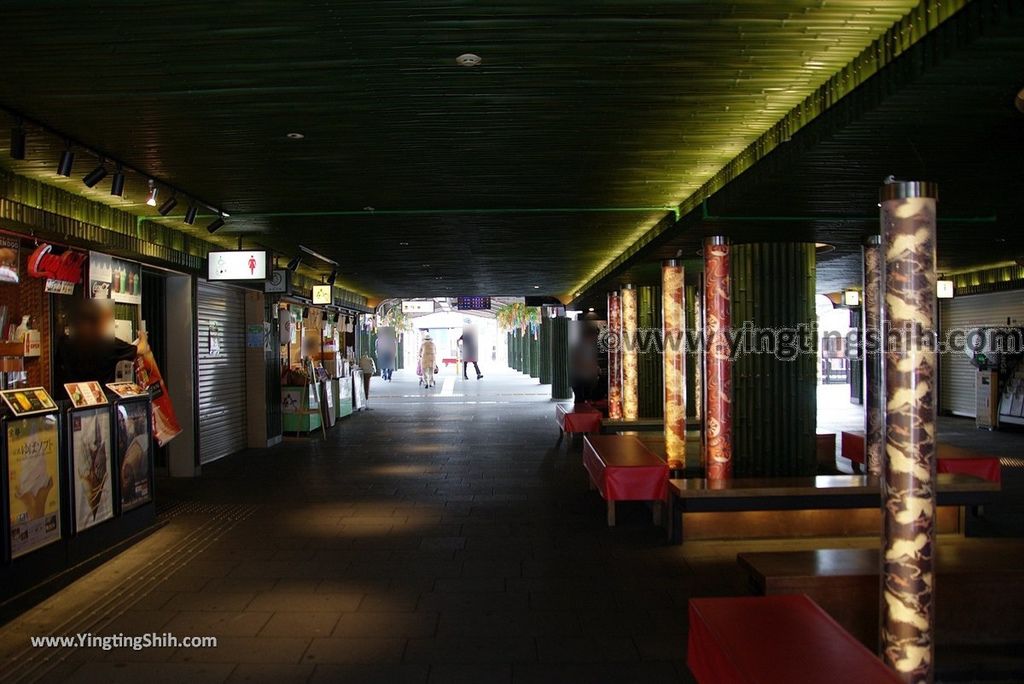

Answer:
[555,402,602,436]
[582,434,668,526]
[668,473,999,544]
[738,542,1024,649]
[687,595,902,684]
[841,431,1002,482]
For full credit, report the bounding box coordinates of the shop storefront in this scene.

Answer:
[0,231,187,599]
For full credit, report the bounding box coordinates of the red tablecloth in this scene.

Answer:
[556,403,602,434]
[582,435,668,501]
[687,595,902,684]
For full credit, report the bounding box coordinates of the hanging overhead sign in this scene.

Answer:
[457,296,491,311]
[312,285,332,305]
[208,251,269,281]
[28,243,85,295]
[402,300,435,313]
[265,269,289,293]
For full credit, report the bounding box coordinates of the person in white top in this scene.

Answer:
[419,333,437,388]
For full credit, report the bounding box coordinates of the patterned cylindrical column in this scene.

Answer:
[703,237,732,480]
[662,261,687,469]
[879,181,938,684]
[607,291,623,420]
[863,235,884,477]
[621,284,639,421]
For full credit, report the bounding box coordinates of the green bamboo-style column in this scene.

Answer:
[539,314,552,384]
[732,242,817,477]
[879,181,939,684]
[637,285,664,419]
[529,325,540,378]
[511,330,519,371]
[506,331,513,369]
[521,326,531,374]
[550,316,571,400]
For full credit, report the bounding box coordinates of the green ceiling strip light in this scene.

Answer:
[570,0,968,301]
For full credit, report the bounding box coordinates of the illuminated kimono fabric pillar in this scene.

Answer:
[863,235,884,476]
[703,237,732,480]
[662,261,686,469]
[621,284,639,421]
[607,291,623,420]
[880,181,938,684]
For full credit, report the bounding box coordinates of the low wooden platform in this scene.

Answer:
[582,435,668,526]
[738,541,1024,648]
[840,431,1002,482]
[555,402,602,436]
[668,473,999,543]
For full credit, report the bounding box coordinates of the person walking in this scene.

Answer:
[458,325,483,380]
[358,352,376,401]
[375,331,396,381]
[419,333,437,388]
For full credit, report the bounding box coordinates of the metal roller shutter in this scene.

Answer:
[940,290,1024,417]
[197,280,247,463]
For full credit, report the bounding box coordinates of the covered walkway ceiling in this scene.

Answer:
[0,1,979,299]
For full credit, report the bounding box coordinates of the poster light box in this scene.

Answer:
[208,251,269,281]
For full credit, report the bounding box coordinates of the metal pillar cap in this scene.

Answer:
[879,180,938,203]
[864,234,882,246]
[705,235,730,246]
[662,259,683,267]
[621,283,635,290]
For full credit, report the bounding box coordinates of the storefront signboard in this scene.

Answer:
[312,285,332,305]
[7,413,61,558]
[0,235,20,284]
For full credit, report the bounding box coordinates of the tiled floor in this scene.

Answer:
[1,368,1021,682]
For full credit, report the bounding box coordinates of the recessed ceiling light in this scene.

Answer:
[399,241,409,246]
[533,285,540,289]
[286,132,304,139]
[456,53,482,67]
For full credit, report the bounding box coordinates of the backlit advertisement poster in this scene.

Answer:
[7,414,61,558]
[116,401,152,511]
[111,258,141,305]
[0,387,57,417]
[64,381,109,408]
[88,251,113,299]
[71,408,114,531]
[0,235,20,284]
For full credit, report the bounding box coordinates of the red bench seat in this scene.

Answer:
[841,431,1001,482]
[687,595,901,684]
[582,434,668,526]
[556,402,602,435]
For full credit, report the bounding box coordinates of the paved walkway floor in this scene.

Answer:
[0,369,1021,682]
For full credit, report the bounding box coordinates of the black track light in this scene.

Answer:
[286,256,301,272]
[206,216,226,233]
[158,195,178,216]
[326,269,338,286]
[183,204,198,225]
[110,164,125,196]
[9,123,25,160]
[56,145,74,177]
[82,162,107,188]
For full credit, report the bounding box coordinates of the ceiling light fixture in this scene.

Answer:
[145,179,158,207]
[56,144,74,177]
[183,204,198,225]
[158,194,178,216]
[82,161,108,188]
[9,121,25,160]
[206,215,226,233]
[110,164,125,196]
[326,269,338,286]
[286,256,302,272]
[286,132,304,139]
[456,53,482,67]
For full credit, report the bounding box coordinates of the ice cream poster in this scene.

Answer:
[7,414,61,558]
[116,402,151,511]
[71,408,114,532]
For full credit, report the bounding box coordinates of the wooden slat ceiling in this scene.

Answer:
[0,1,928,298]
[576,0,1024,306]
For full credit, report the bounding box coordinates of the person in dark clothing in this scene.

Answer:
[458,326,483,380]
[54,299,137,388]
[569,323,601,404]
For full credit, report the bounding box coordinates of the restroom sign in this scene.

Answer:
[208,251,269,281]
